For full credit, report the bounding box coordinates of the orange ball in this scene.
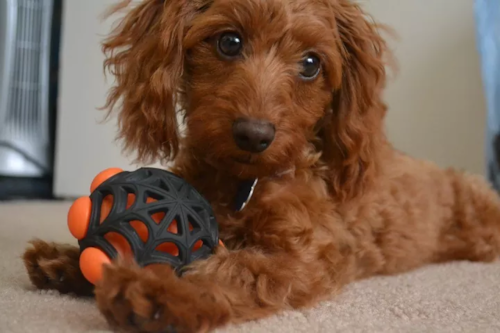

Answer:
[79,247,111,285]
[67,197,92,240]
[90,167,123,193]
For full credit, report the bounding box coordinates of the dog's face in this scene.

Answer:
[183,0,340,178]
[104,0,387,196]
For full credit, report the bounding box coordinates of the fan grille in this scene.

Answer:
[3,0,48,140]
[0,0,54,176]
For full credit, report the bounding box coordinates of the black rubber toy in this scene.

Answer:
[78,168,220,270]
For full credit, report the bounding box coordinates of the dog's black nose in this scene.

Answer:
[232,118,275,153]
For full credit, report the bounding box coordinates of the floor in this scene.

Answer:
[1,201,500,332]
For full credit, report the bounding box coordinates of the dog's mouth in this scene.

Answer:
[231,155,258,165]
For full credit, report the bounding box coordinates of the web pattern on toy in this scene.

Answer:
[79,168,220,269]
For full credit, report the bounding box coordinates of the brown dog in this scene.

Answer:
[23,0,500,332]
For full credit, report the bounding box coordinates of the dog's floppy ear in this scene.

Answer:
[102,0,199,164]
[321,0,389,200]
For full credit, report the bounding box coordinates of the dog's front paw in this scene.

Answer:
[22,239,93,295]
[95,261,200,333]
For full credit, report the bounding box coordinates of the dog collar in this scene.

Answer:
[232,167,295,211]
[234,178,258,211]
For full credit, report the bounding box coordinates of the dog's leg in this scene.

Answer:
[435,171,500,263]
[23,239,94,296]
[95,245,353,333]
[95,179,355,332]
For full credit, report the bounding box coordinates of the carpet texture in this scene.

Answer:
[1,201,499,333]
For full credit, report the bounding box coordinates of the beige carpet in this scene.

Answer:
[1,201,500,333]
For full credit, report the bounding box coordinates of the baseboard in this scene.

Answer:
[0,176,53,200]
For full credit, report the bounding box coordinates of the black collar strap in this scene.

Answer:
[234,178,258,211]
[232,167,295,211]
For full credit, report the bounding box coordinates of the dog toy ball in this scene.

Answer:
[67,167,223,285]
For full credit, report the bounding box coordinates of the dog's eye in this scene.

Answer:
[217,32,243,58]
[299,54,321,80]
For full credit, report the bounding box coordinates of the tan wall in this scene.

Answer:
[54,0,155,197]
[54,0,486,197]
[365,0,486,174]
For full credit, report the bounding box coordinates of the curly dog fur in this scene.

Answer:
[23,0,500,332]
